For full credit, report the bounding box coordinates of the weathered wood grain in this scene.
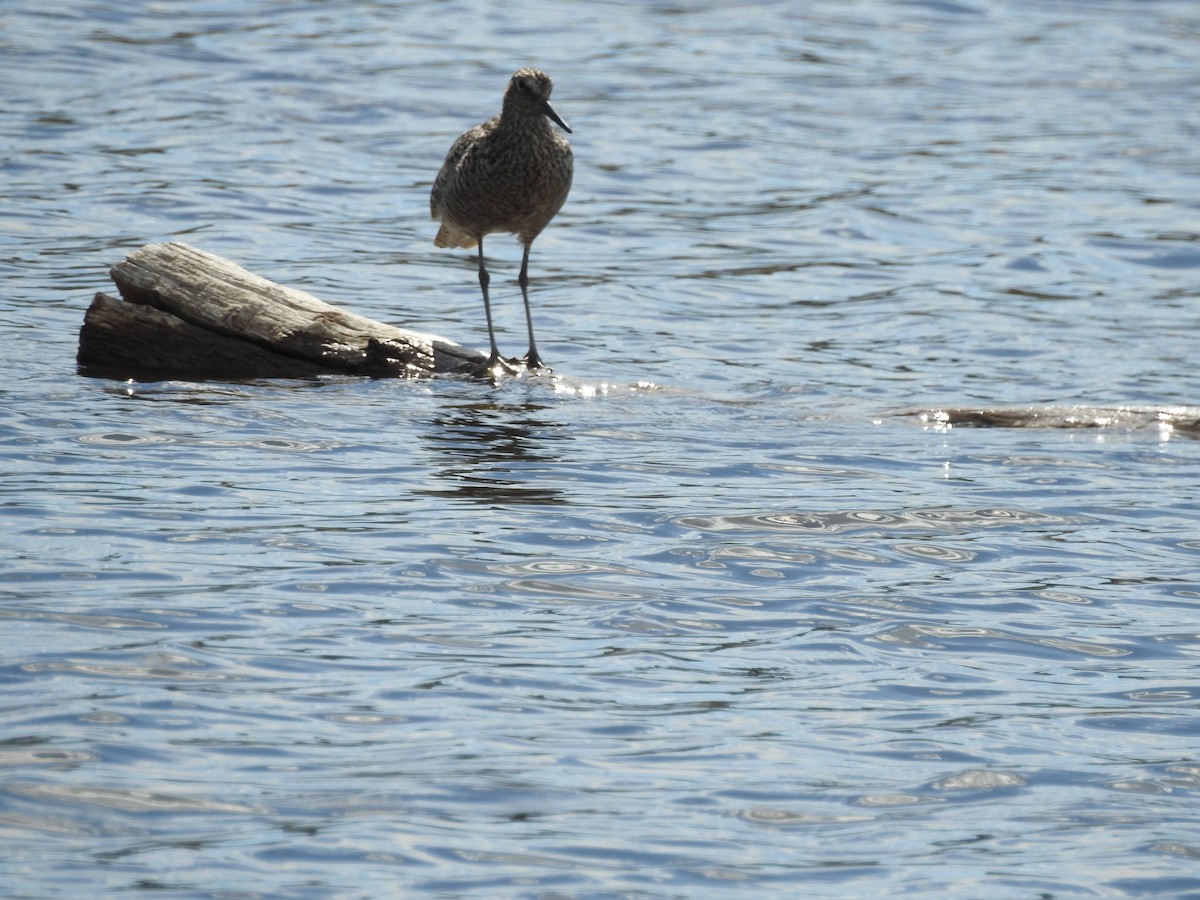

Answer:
[78,242,487,380]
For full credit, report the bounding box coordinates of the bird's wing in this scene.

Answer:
[430,119,494,217]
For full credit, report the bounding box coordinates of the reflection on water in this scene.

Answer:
[5,0,1200,897]
[421,399,572,504]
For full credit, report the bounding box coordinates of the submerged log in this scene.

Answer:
[907,405,1200,436]
[78,242,488,380]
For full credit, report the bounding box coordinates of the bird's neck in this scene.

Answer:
[498,103,553,135]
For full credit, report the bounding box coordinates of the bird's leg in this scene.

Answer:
[518,242,546,370]
[476,240,504,368]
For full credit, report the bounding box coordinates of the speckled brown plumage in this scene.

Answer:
[431,68,573,370]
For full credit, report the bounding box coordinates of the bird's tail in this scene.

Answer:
[434,223,478,249]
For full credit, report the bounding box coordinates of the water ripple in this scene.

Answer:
[4,0,1200,896]
[8,783,262,815]
[872,623,1133,659]
[676,506,1080,535]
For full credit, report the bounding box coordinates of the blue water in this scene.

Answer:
[4,1,1200,897]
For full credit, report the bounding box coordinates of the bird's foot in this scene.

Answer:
[523,350,550,372]
[477,352,520,378]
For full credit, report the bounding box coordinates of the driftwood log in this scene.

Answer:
[78,242,487,380]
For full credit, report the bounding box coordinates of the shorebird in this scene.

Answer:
[431,68,574,371]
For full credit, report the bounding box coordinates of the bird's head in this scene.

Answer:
[507,68,572,133]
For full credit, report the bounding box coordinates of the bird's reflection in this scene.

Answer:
[420,398,570,505]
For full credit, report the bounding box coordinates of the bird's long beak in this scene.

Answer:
[541,100,572,133]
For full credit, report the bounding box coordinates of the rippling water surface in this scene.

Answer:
[4,1,1200,897]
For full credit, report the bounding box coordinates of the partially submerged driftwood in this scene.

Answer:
[907,405,1200,436]
[78,242,487,380]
